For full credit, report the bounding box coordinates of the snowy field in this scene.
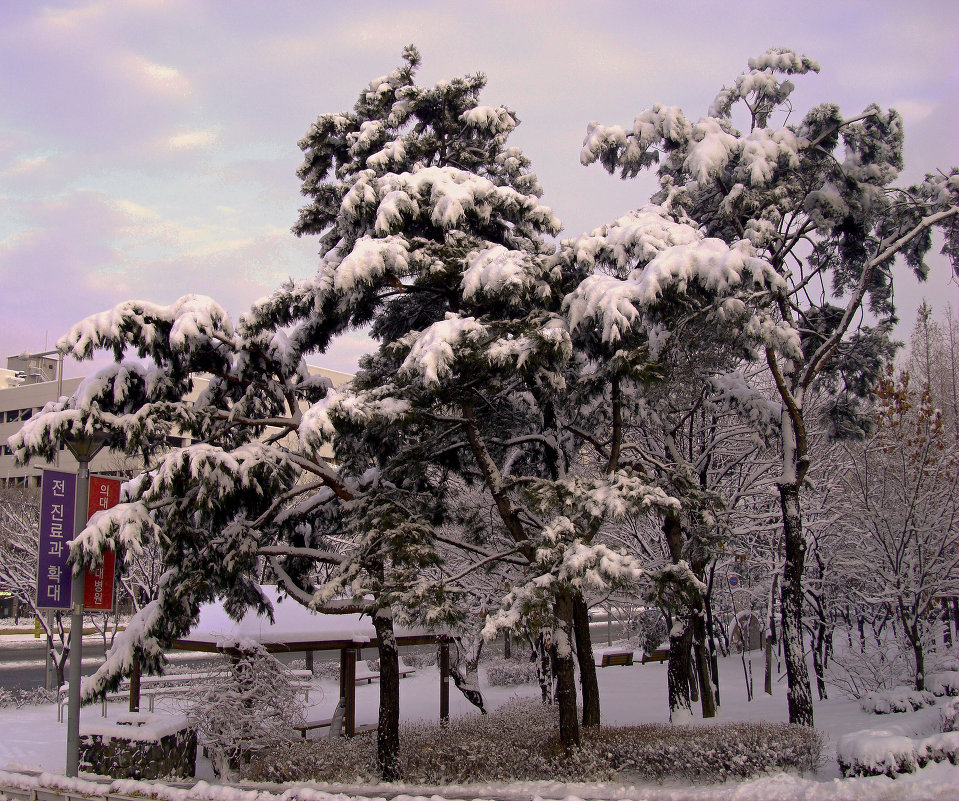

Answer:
[3,643,959,800]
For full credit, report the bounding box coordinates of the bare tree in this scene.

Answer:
[839,368,959,690]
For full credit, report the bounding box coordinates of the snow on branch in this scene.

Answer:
[80,600,166,702]
[460,105,518,134]
[398,313,488,386]
[561,205,703,273]
[299,385,410,454]
[564,232,784,342]
[59,295,234,361]
[709,370,783,438]
[461,244,545,302]
[73,501,160,567]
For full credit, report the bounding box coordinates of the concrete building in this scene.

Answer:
[1,354,352,488]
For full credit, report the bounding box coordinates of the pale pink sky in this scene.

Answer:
[1,0,957,375]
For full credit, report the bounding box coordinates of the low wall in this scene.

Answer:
[80,713,196,779]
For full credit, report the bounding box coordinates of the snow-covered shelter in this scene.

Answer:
[170,586,449,736]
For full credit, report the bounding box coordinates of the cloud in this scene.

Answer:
[122,53,192,98]
[165,129,218,150]
[4,156,48,176]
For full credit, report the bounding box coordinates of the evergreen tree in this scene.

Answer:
[576,48,959,725]
[256,45,675,749]
[9,47,669,768]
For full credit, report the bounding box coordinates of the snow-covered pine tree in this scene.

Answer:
[556,200,787,722]
[244,46,679,750]
[577,48,959,726]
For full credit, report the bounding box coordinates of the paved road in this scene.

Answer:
[0,620,628,691]
[0,639,372,691]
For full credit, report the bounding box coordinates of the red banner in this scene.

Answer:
[83,476,122,611]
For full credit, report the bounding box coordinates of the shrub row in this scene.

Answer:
[484,657,538,687]
[247,698,823,785]
[0,687,55,708]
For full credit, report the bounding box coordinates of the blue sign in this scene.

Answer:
[36,470,77,610]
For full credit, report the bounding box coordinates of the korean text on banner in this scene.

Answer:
[83,476,121,611]
[37,470,77,610]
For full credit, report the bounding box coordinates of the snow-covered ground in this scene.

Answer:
[3,643,959,800]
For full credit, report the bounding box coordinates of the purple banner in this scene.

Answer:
[36,469,77,610]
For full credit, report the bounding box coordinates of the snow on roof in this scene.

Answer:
[179,585,432,649]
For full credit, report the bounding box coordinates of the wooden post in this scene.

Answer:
[340,647,357,737]
[129,655,141,712]
[305,649,314,674]
[439,641,450,725]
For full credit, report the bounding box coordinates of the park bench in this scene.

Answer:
[598,650,634,667]
[641,648,669,664]
[294,716,334,738]
[353,667,416,684]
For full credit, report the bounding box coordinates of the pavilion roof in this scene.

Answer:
[174,585,440,653]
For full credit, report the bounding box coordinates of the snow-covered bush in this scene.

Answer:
[941,697,959,732]
[485,657,538,686]
[927,670,959,697]
[860,688,937,714]
[173,646,306,778]
[0,687,55,708]
[247,697,823,784]
[310,661,340,681]
[575,720,823,783]
[917,732,959,766]
[838,728,959,777]
[837,730,918,777]
[401,650,436,669]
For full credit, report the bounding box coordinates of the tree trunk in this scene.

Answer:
[811,623,827,701]
[449,636,486,713]
[667,621,694,723]
[552,589,580,749]
[372,609,401,781]
[691,611,716,718]
[778,483,815,727]
[703,585,721,708]
[912,636,926,691]
[533,630,554,704]
[572,591,600,727]
[689,654,699,704]
[765,574,778,696]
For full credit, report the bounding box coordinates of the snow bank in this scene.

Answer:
[4,764,959,801]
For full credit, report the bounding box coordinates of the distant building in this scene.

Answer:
[0,354,352,488]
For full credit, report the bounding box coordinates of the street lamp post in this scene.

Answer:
[63,432,107,778]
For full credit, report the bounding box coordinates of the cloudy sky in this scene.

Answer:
[1,0,957,376]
